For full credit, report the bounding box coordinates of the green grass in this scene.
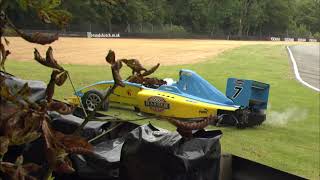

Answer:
[5,45,319,179]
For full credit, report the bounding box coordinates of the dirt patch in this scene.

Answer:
[6,37,303,66]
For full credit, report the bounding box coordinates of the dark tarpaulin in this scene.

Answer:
[49,111,110,139]
[68,138,125,179]
[119,124,222,180]
[55,118,139,180]
[0,71,47,103]
[60,123,222,180]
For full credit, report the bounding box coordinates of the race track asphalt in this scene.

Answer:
[288,45,320,90]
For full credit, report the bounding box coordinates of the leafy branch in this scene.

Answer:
[18,0,72,28]
[0,0,72,72]
[74,50,125,135]
[0,45,95,179]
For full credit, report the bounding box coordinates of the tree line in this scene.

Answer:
[5,0,320,38]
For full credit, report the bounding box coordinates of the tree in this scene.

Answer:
[144,0,167,32]
[294,0,320,35]
[207,0,233,36]
[189,0,209,32]
[2,0,318,37]
[262,0,292,36]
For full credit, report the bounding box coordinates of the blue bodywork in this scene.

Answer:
[226,78,270,111]
[158,70,236,107]
[75,69,269,111]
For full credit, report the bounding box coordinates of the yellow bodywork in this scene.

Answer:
[66,83,238,119]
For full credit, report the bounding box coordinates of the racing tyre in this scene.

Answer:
[236,109,250,129]
[236,109,266,128]
[81,90,109,111]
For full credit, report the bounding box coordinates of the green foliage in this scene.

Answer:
[292,24,312,37]
[313,32,320,39]
[15,0,72,28]
[262,0,292,35]
[3,28,17,36]
[18,0,28,10]
[5,0,320,36]
[189,0,209,32]
[162,24,187,34]
[294,0,320,33]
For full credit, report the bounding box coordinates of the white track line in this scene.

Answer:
[286,46,320,92]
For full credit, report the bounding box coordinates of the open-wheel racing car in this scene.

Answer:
[67,69,270,128]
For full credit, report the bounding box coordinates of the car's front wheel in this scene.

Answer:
[82,90,109,111]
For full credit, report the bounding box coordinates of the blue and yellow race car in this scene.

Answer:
[67,69,270,128]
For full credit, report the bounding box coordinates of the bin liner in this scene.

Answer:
[0,71,46,103]
[68,123,221,180]
[65,122,138,180]
[49,111,110,139]
[68,138,125,180]
[119,124,222,180]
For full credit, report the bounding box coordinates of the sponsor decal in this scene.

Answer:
[199,109,208,114]
[87,32,120,38]
[235,79,244,86]
[270,37,281,41]
[127,89,132,96]
[186,99,197,103]
[284,38,294,42]
[145,96,170,112]
[308,38,317,42]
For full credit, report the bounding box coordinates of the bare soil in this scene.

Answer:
[6,37,302,66]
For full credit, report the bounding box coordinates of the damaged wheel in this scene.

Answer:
[235,109,249,128]
[236,109,266,128]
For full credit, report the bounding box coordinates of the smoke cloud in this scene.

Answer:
[266,107,308,126]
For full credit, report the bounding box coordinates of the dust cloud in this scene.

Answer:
[266,107,308,126]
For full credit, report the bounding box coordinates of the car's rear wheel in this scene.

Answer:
[82,90,109,111]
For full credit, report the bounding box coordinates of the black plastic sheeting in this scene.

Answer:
[0,71,46,103]
[49,111,110,139]
[119,125,222,180]
[53,114,222,180]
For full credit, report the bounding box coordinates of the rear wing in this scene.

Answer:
[226,78,270,111]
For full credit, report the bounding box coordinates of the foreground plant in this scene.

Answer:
[73,50,125,134]
[0,0,72,72]
[0,156,41,180]
[0,47,94,179]
[0,1,96,179]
